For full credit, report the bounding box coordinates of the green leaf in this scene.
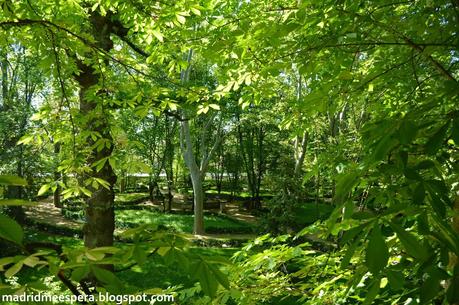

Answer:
[425,181,447,217]
[365,225,388,274]
[404,168,422,181]
[79,187,92,197]
[23,255,41,267]
[133,245,148,265]
[0,214,24,245]
[86,249,105,261]
[191,7,201,15]
[371,133,397,162]
[0,175,27,186]
[0,257,15,271]
[191,258,228,298]
[340,222,372,245]
[209,104,220,110]
[420,268,443,304]
[425,122,450,155]
[413,183,425,205]
[209,264,229,289]
[152,29,164,42]
[91,2,99,11]
[17,135,34,145]
[390,221,428,260]
[91,266,123,291]
[398,120,417,145]
[386,270,404,291]
[37,184,50,196]
[417,212,430,235]
[341,238,360,269]
[334,171,359,204]
[176,14,186,24]
[192,260,218,298]
[447,265,459,304]
[71,266,90,282]
[429,213,459,255]
[5,261,24,278]
[362,277,381,305]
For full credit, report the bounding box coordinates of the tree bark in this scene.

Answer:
[164,117,175,213]
[180,120,205,235]
[75,12,116,250]
[294,132,308,176]
[53,143,62,208]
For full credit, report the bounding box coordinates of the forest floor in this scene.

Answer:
[138,193,259,224]
[24,194,259,241]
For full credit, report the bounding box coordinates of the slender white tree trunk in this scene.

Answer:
[180,120,205,235]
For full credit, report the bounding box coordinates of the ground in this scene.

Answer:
[24,192,259,242]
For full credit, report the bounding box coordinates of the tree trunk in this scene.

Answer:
[1,51,8,110]
[76,12,116,250]
[165,117,175,213]
[5,187,25,224]
[190,171,205,235]
[120,173,126,193]
[78,65,116,248]
[53,143,62,208]
[180,120,205,235]
[294,132,308,176]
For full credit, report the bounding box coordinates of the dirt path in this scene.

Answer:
[25,198,83,231]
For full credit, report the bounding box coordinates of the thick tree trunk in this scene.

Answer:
[78,68,116,248]
[75,12,116,250]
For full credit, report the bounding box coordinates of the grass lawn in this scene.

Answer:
[115,193,150,205]
[203,189,273,198]
[115,210,256,234]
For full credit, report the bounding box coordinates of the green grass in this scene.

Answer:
[184,189,273,198]
[115,210,256,234]
[25,230,83,248]
[115,192,150,205]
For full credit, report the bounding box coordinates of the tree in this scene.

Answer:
[179,111,223,235]
[0,44,43,222]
